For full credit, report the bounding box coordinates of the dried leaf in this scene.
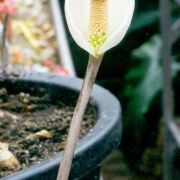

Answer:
[26,129,53,140]
[0,142,20,170]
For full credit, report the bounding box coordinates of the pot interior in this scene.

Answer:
[0,78,97,178]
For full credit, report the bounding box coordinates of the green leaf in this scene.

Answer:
[123,35,180,127]
[130,10,159,32]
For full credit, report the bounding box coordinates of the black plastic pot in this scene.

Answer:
[1,73,122,180]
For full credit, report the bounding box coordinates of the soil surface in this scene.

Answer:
[0,86,96,178]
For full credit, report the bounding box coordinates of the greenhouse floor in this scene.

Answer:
[102,150,162,180]
[102,150,131,180]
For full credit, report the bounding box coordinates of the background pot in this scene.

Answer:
[50,0,76,76]
[1,73,122,180]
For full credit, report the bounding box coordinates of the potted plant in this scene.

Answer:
[0,1,122,179]
[0,0,135,179]
[7,0,75,76]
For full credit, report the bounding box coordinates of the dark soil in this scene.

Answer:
[0,86,96,178]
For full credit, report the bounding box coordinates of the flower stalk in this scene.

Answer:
[57,55,103,180]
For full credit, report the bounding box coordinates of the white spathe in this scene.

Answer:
[65,0,135,57]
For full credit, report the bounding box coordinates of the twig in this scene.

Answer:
[2,15,9,48]
[57,54,103,180]
[1,14,9,72]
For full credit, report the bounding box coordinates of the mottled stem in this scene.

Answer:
[57,54,103,180]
